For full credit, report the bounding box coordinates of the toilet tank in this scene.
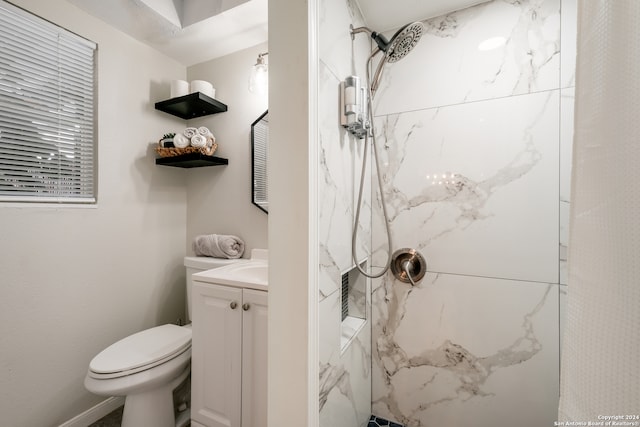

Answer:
[184,257,245,322]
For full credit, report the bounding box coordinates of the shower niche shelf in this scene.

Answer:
[155,92,228,120]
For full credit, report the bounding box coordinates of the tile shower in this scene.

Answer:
[318,0,576,426]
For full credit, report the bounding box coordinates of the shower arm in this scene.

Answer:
[350,25,373,39]
[351,24,392,53]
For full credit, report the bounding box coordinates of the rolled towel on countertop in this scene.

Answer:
[191,134,207,148]
[193,234,245,259]
[183,127,198,139]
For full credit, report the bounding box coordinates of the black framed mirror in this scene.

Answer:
[251,110,268,213]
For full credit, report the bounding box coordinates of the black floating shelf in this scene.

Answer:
[155,153,229,168]
[154,92,228,120]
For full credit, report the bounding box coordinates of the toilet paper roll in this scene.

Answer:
[170,80,189,98]
[190,80,215,98]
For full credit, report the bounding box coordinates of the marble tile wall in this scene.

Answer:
[318,0,373,426]
[369,1,577,426]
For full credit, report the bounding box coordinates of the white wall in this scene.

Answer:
[268,0,318,425]
[0,1,188,426]
[186,43,268,257]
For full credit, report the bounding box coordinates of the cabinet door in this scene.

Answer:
[241,289,268,427]
[192,283,242,427]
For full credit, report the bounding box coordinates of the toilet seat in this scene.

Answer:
[88,324,191,380]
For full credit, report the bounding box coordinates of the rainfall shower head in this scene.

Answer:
[352,21,424,62]
[385,22,424,62]
[351,21,424,96]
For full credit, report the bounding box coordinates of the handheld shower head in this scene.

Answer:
[349,22,425,280]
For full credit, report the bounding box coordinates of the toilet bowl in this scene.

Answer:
[84,324,192,427]
[85,256,244,427]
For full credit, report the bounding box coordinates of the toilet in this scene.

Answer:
[84,256,243,427]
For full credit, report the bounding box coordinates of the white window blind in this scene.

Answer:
[0,0,96,203]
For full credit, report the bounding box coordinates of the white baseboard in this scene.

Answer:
[58,396,125,427]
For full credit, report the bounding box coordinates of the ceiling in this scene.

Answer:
[68,0,487,66]
[357,0,489,33]
[68,0,268,66]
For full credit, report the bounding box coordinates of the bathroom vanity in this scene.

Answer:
[190,257,268,427]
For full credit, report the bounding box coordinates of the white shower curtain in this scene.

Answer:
[558,0,640,421]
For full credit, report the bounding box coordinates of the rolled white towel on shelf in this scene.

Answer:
[198,126,212,137]
[193,234,245,259]
[183,127,198,139]
[173,133,190,148]
[206,135,216,148]
[191,134,207,148]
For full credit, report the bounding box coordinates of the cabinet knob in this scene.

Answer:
[230,301,238,309]
[242,303,251,311]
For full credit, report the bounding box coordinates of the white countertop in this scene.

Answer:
[192,257,268,292]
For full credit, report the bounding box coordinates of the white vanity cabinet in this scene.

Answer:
[191,281,268,427]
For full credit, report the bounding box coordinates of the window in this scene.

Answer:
[0,0,96,203]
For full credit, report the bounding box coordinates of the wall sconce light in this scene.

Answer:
[249,52,268,94]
